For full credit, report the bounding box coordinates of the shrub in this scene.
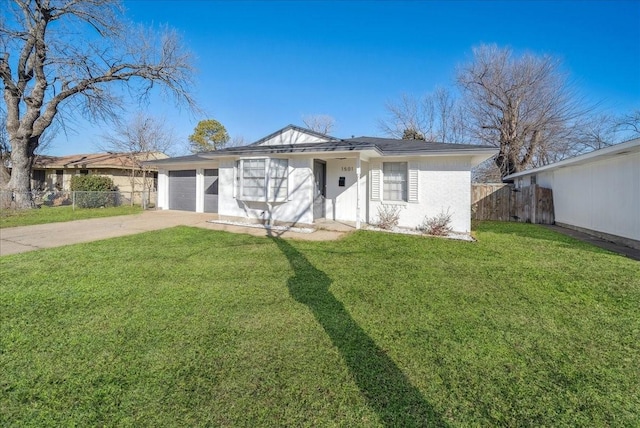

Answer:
[375,204,401,230]
[70,175,118,208]
[420,209,453,236]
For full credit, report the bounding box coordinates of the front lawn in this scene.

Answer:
[0,204,143,228]
[1,222,638,426]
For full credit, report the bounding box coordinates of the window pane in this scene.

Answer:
[383,162,407,201]
[242,159,265,199]
[238,158,289,201]
[269,159,288,201]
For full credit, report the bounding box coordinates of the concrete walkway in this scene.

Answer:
[0,210,349,256]
[544,225,640,262]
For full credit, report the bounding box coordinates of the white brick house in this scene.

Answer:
[147,125,497,233]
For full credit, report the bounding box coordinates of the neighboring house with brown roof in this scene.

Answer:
[31,152,168,194]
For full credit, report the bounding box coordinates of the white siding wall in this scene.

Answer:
[257,129,329,146]
[195,169,204,213]
[552,152,640,241]
[537,171,554,188]
[217,160,236,215]
[369,157,472,232]
[217,157,315,225]
[158,169,168,209]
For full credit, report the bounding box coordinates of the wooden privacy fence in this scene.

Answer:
[471,184,555,224]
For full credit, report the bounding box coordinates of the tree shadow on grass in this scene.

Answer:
[269,235,448,427]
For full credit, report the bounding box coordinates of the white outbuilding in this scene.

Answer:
[504,138,640,249]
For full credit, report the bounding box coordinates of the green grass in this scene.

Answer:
[0,205,143,228]
[1,222,639,427]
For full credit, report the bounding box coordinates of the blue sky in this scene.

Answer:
[49,0,640,155]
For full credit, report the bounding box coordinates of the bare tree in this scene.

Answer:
[0,109,56,187]
[615,109,640,139]
[302,114,335,135]
[457,44,586,177]
[230,135,248,147]
[100,113,174,199]
[472,159,502,183]
[0,111,10,187]
[569,114,617,155]
[0,0,197,208]
[568,109,640,156]
[379,88,468,143]
[380,93,434,140]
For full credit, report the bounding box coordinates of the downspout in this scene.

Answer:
[356,156,361,229]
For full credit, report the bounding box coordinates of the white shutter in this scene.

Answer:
[370,162,381,201]
[407,164,419,203]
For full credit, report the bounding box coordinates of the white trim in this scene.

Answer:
[196,168,204,213]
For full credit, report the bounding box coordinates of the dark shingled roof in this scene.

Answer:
[343,137,495,154]
[146,136,496,165]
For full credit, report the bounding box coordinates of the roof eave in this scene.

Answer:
[199,147,383,159]
[380,148,498,157]
[504,138,640,180]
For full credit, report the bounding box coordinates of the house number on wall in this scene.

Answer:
[341,166,354,172]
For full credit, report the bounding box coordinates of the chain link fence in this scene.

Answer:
[0,190,157,210]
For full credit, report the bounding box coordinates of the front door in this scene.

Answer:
[313,160,326,220]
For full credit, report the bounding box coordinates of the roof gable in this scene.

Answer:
[251,124,337,146]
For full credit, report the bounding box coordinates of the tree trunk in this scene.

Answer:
[494,150,520,177]
[6,136,37,209]
[0,162,11,209]
[130,167,136,206]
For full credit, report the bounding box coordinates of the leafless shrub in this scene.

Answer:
[420,209,453,236]
[375,204,401,230]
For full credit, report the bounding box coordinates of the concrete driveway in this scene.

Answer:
[0,210,347,256]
